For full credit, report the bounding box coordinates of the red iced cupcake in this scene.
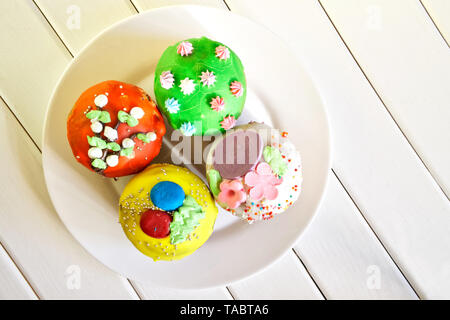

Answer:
[67,80,166,177]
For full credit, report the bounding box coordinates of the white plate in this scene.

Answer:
[42,5,330,289]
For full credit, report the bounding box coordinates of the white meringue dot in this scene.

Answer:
[90,121,103,133]
[106,155,119,167]
[94,94,108,108]
[88,147,103,159]
[130,107,145,119]
[122,138,135,149]
[147,132,157,142]
[103,126,118,141]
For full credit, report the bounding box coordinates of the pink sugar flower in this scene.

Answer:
[215,46,230,60]
[218,179,247,209]
[230,81,243,97]
[210,96,225,112]
[220,115,236,130]
[245,162,283,201]
[177,41,193,56]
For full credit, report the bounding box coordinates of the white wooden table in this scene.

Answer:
[0,0,448,300]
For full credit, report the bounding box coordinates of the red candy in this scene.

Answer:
[140,210,172,238]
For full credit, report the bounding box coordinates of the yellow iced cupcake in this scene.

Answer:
[119,163,218,261]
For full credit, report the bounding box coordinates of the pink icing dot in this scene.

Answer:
[230,81,243,97]
[177,41,193,56]
[215,46,230,60]
[220,115,236,130]
[210,96,225,112]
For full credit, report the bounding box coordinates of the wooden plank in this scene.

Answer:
[0,0,71,147]
[131,0,228,11]
[421,0,450,44]
[226,0,450,299]
[35,0,138,55]
[0,244,38,300]
[132,284,232,300]
[296,174,417,299]
[229,252,323,300]
[321,0,450,197]
[0,98,138,299]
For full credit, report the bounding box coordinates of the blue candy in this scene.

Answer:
[150,181,185,211]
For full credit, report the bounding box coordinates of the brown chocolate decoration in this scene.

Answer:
[213,130,263,179]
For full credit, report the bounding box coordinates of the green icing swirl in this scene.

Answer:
[154,37,247,136]
[263,146,287,176]
[207,169,222,197]
[169,195,205,244]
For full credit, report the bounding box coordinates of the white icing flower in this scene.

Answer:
[106,154,119,167]
[180,122,196,136]
[94,94,108,108]
[122,138,135,149]
[130,107,145,119]
[179,78,196,95]
[199,70,216,87]
[160,71,175,89]
[90,121,103,133]
[147,132,157,142]
[103,126,118,141]
[165,98,180,114]
[88,147,103,159]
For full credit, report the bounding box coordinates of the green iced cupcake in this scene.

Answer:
[154,37,247,136]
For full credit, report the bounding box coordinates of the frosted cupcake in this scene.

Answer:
[154,37,246,136]
[206,123,302,223]
[119,164,218,261]
[67,80,166,177]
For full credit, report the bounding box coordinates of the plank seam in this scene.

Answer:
[128,0,140,13]
[419,0,450,47]
[127,279,143,300]
[0,241,40,299]
[317,0,449,201]
[291,248,327,299]
[0,96,41,153]
[31,0,75,58]
[222,0,231,11]
[225,286,237,299]
[331,169,421,299]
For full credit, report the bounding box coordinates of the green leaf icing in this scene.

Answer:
[118,110,138,127]
[169,196,205,244]
[106,142,120,152]
[98,111,111,123]
[117,111,129,123]
[86,110,101,120]
[91,158,106,170]
[126,117,138,127]
[137,133,150,143]
[263,146,287,176]
[87,136,107,149]
[86,110,111,123]
[120,147,134,157]
[207,169,222,197]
